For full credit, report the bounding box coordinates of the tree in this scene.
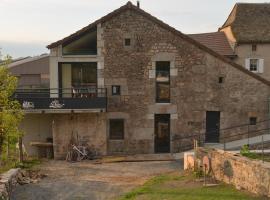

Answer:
[0,56,23,164]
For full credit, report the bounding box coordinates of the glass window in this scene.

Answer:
[156,61,170,103]
[71,63,97,87]
[109,119,124,140]
[112,85,121,95]
[62,28,97,55]
[125,38,131,46]
[249,59,258,72]
[249,117,257,125]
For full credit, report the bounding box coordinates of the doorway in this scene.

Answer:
[205,111,220,143]
[154,114,170,153]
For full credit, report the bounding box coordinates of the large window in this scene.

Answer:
[60,62,97,97]
[71,63,97,87]
[62,27,97,55]
[156,61,170,103]
[109,119,124,140]
[249,59,259,72]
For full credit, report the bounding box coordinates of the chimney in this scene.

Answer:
[137,0,140,8]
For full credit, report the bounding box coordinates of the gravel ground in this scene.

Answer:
[11,160,182,200]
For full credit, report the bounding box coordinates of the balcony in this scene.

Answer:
[13,88,107,113]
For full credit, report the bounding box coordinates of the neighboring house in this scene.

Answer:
[8,54,50,88]
[188,32,236,59]
[8,54,50,157]
[14,2,270,159]
[193,3,270,80]
[219,3,270,80]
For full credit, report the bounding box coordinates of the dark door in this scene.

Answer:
[155,114,170,153]
[205,111,220,143]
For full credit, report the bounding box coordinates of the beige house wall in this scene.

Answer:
[234,44,270,81]
[20,114,53,157]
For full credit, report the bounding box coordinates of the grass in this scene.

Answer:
[0,158,41,174]
[119,173,264,200]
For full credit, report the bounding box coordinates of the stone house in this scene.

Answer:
[192,3,270,81]
[15,2,270,159]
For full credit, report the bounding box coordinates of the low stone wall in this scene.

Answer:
[196,148,270,197]
[0,168,21,200]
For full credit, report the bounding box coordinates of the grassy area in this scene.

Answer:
[119,173,264,200]
[0,158,41,174]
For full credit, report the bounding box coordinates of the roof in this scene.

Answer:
[188,32,235,57]
[220,3,270,43]
[8,54,49,68]
[48,1,270,87]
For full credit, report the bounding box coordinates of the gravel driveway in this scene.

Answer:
[11,160,182,200]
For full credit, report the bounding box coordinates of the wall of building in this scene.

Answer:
[49,23,105,97]
[9,56,50,87]
[20,114,53,157]
[101,9,270,154]
[47,8,270,157]
[52,113,107,159]
[234,44,270,81]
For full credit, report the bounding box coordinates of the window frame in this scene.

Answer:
[249,59,259,72]
[112,85,121,96]
[252,44,257,52]
[156,61,170,103]
[124,38,131,46]
[109,119,125,140]
[249,117,257,126]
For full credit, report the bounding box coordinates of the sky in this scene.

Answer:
[0,0,268,58]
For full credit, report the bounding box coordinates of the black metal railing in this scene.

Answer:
[13,87,107,111]
[172,118,270,153]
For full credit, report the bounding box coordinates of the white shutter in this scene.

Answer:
[245,59,250,70]
[258,59,264,73]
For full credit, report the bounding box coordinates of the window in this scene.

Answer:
[245,58,264,73]
[62,27,97,55]
[156,61,170,103]
[112,85,121,95]
[249,59,259,72]
[71,63,97,87]
[124,38,131,46]
[249,117,257,125]
[109,119,124,140]
[252,44,257,52]
[218,77,224,84]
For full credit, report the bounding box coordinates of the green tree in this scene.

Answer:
[0,56,23,164]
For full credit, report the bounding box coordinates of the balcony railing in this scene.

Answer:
[13,87,107,112]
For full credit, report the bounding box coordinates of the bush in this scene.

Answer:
[240,145,258,159]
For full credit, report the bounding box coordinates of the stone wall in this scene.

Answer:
[46,6,270,157]
[197,148,270,197]
[101,8,270,154]
[52,113,106,159]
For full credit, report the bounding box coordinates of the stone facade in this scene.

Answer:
[32,3,270,158]
[196,148,270,197]
[101,8,269,154]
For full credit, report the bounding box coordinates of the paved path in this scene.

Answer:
[205,134,270,150]
[11,160,182,200]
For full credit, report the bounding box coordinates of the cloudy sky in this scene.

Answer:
[0,0,267,58]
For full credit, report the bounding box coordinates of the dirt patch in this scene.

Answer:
[11,160,182,200]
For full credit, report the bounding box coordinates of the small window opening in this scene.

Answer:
[112,85,121,95]
[249,117,257,125]
[125,38,131,46]
[249,59,259,72]
[252,44,257,52]
[218,77,224,84]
